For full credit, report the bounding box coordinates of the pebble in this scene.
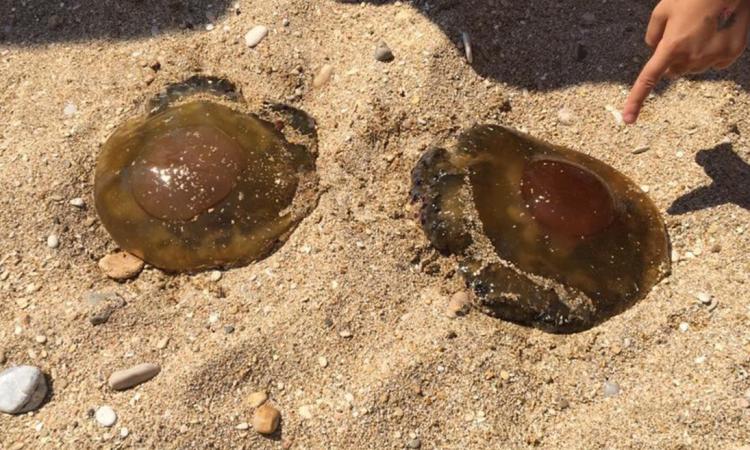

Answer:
[0,365,48,414]
[69,197,85,208]
[245,25,269,48]
[120,427,129,438]
[696,292,712,305]
[313,64,334,88]
[252,403,281,434]
[581,12,596,26]
[248,390,268,408]
[46,234,60,249]
[461,31,473,64]
[407,438,422,449]
[679,322,689,333]
[86,291,126,326]
[603,380,620,397]
[63,103,77,117]
[108,363,161,390]
[209,270,223,282]
[98,252,144,280]
[95,405,117,427]
[156,337,169,349]
[557,108,575,126]
[318,356,328,368]
[339,330,353,338]
[236,422,250,430]
[299,405,313,419]
[446,291,470,318]
[632,145,650,155]
[374,41,395,62]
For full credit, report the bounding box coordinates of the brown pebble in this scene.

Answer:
[252,403,281,434]
[108,363,161,390]
[313,64,333,88]
[98,252,144,280]
[248,390,268,408]
[446,291,470,318]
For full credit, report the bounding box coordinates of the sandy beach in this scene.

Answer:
[1,0,749,448]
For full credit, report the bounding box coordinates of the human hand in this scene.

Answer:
[623,0,750,124]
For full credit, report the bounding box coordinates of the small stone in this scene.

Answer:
[299,405,313,419]
[98,252,144,280]
[737,398,750,409]
[86,291,126,326]
[46,234,59,249]
[446,291,470,318]
[313,64,334,88]
[156,337,169,349]
[282,18,290,26]
[34,335,46,344]
[120,427,129,438]
[461,31,473,64]
[236,422,250,430]
[407,438,422,449]
[557,108,575,126]
[632,146,650,155]
[209,270,223,282]
[108,363,161,390]
[339,330,353,338]
[0,365,48,414]
[224,325,235,334]
[603,380,620,397]
[245,25,269,48]
[581,13,596,26]
[248,390,268,408]
[696,292,712,305]
[252,403,281,434]
[318,356,328,368]
[63,103,77,117]
[69,197,86,208]
[374,41,395,62]
[679,322,689,333]
[95,405,117,427]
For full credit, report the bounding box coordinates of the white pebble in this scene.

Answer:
[245,25,269,48]
[679,322,689,333]
[95,405,117,427]
[120,427,129,438]
[696,292,712,305]
[69,197,85,208]
[46,234,59,249]
[209,270,223,282]
[63,103,77,117]
[603,381,620,397]
[557,107,575,126]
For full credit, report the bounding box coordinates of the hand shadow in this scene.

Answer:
[668,143,750,214]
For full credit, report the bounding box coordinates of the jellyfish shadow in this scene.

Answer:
[668,143,750,214]
[0,0,233,45]
[337,0,750,91]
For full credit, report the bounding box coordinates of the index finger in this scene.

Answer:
[623,44,673,124]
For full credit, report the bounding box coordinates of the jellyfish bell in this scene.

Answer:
[411,125,670,333]
[94,77,319,272]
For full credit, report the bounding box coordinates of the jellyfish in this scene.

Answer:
[411,125,670,333]
[95,77,319,272]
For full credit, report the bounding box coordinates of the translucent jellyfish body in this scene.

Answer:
[95,77,319,272]
[411,125,670,333]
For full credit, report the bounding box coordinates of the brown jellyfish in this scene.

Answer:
[411,125,670,333]
[95,77,319,272]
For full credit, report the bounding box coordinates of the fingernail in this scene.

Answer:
[622,112,636,124]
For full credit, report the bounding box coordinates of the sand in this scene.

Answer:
[1,0,749,448]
